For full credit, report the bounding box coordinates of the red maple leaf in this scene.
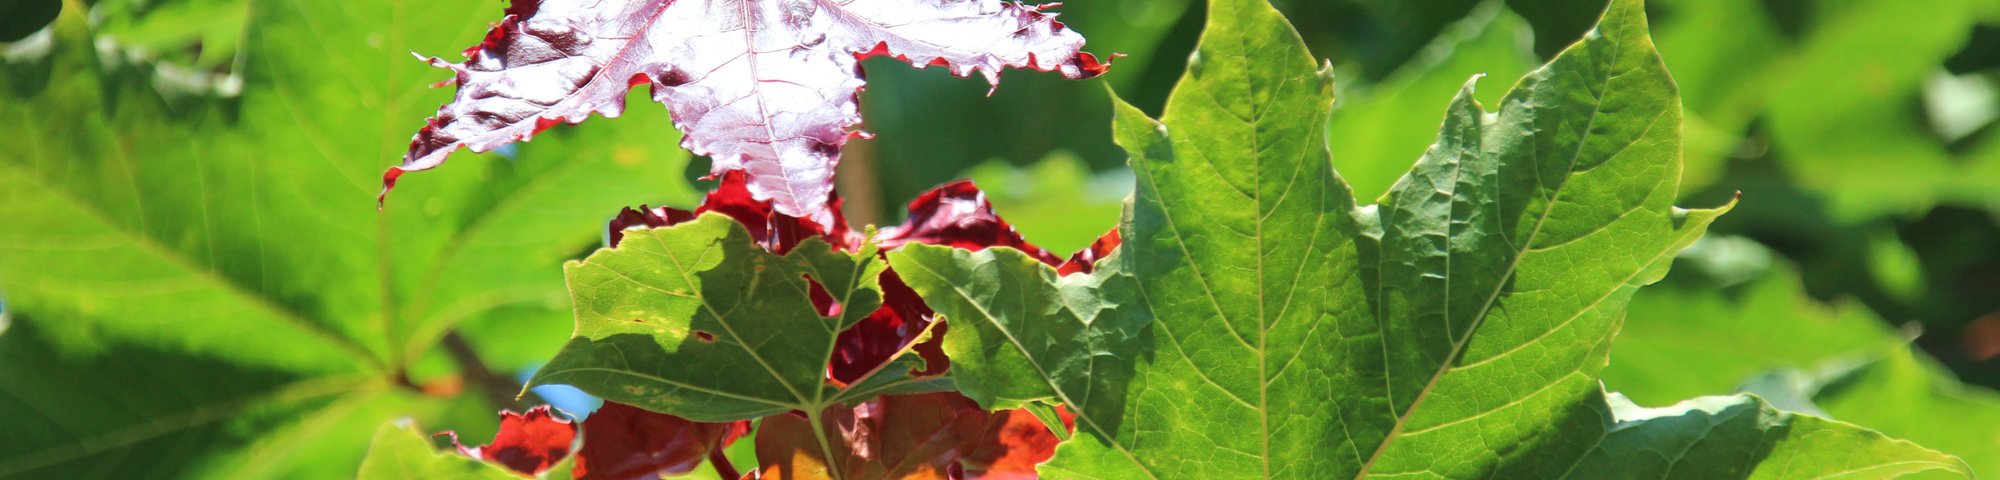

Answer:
[387,0,1111,224]
[442,406,579,477]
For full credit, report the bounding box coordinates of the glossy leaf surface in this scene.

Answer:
[394,0,1111,224]
[890,0,1971,477]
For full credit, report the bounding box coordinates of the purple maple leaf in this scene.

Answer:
[386,0,1110,224]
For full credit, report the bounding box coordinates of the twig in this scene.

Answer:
[441,330,533,409]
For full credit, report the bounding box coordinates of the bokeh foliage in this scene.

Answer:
[4,0,2000,477]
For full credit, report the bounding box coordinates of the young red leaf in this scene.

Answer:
[574,402,750,480]
[391,0,1110,224]
[444,406,579,477]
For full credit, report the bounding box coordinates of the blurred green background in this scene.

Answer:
[3,0,2000,477]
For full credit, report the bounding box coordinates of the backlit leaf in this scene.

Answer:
[890,0,1972,477]
[391,0,1112,224]
[442,406,577,477]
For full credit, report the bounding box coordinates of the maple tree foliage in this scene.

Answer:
[424,176,1106,479]
[333,0,1983,475]
[439,403,749,480]
[386,0,1112,224]
[381,3,1116,472]
[418,175,1112,476]
[605,171,1113,387]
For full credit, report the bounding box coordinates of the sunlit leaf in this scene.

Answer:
[1324,1,1534,201]
[390,0,1112,224]
[0,0,693,475]
[891,0,1972,477]
[442,406,577,477]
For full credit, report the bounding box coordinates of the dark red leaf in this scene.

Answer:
[829,270,949,384]
[388,0,1108,224]
[574,402,751,480]
[444,406,578,477]
[873,181,1063,267]
[607,171,857,253]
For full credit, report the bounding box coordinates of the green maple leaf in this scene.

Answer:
[1607,264,2000,476]
[0,1,694,477]
[888,0,1973,478]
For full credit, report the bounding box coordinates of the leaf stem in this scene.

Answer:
[708,439,741,480]
[805,408,847,480]
[835,135,882,226]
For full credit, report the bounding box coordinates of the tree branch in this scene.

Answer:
[441,330,535,409]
